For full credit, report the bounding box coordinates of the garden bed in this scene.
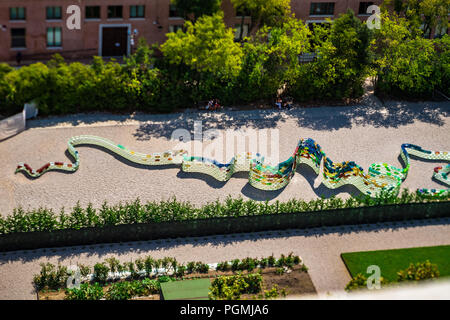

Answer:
[34,253,316,300]
[37,265,316,300]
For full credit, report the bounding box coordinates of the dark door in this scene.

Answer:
[102,27,128,56]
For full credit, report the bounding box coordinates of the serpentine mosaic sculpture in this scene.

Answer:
[15,135,449,197]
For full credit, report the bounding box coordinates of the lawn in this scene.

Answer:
[160,278,212,300]
[341,245,450,282]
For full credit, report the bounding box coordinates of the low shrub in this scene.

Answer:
[175,265,186,277]
[264,284,282,299]
[186,261,196,273]
[345,273,369,292]
[231,259,241,272]
[268,255,276,267]
[344,273,388,292]
[78,264,91,277]
[346,260,441,291]
[275,268,285,275]
[65,283,104,300]
[33,263,69,291]
[216,261,231,272]
[397,260,440,282]
[209,273,263,300]
[106,281,141,300]
[258,258,269,268]
[93,263,110,283]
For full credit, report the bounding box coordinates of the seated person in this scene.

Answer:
[275,97,282,109]
[213,99,221,110]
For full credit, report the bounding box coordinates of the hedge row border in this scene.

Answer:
[1,201,449,252]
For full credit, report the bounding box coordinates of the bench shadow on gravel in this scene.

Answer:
[1,218,448,265]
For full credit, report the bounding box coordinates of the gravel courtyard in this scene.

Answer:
[0,100,449,300]
[0,101,449,215]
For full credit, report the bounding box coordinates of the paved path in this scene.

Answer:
[0,218,449,299]
[1,101,449,215]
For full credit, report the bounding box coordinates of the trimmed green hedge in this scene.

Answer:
[0,189,447,235]
[0,190,449,252]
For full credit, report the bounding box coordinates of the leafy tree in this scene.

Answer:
[231,0,292,40]
[160,12,243,104]
[236,17,311,101]
[161,12,243,77]
[123,38,161,109]
[434,34,450,95]
[287,10,372,101]
[171,0,222,22]
[371,13,444,97]
[385,0,449,38]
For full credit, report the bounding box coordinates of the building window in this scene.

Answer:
[46,6,62,20]
[169,25,183,33]
[234,24,249,40]
[86,6,101,19]
[310,3,335,16]
[108,6,123,19]
[130,5,145,18]
[358,2,374,15]
[10,7,26,20]
[11,28,26,48]
[47,27,62,47]
[169,4,181,17]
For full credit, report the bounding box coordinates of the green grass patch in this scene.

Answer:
[341,245,450,282]
[160,278,211,300]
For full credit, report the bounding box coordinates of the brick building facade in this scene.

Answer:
[1,0,385,62]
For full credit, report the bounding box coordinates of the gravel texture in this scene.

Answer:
[0,218,449,299]
[0,101,449,215]
[0,100,449,300]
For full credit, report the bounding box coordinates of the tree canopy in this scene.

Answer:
[231,0,292,37]
[170,0,222,22]
[386,0,449,38]
[161,12,244,78]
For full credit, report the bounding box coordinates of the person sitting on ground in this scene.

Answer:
[283,96,293,110]
[275,97,282,110]
[213,99,221,111]
[206,99,214,110]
